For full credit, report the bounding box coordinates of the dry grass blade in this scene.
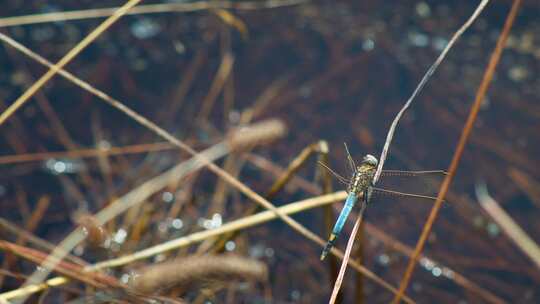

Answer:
[327,0,492,300]
[0,142,175,165]
[0,0,308,27]
[392,1,522,302]
[0,22,411,302]
[7,119,283,302]
[0,191,346,301]
[129,255,267,294]
[1,191,415,304]
[329,204,365,304]
[248,154,506,304]
[372,0,491,184]
[475,183,540,269]
[0,241,119,289]
[226,119,287,151]
[0,0,142,127]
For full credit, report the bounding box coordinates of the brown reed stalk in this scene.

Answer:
[392,1,522,302]
[0,241,119,289]
[129,255,267,294]
[0,142,175,165]
[329,0,493,300]
[248,154,506,304]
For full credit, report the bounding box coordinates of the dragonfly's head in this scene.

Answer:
[362,154,378,167]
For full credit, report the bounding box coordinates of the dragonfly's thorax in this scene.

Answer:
[348,162,376,195]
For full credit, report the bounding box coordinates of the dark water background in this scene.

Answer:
[0,0,539,303]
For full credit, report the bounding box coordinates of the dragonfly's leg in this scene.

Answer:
[344,142,357,173]
[317,161,349,185]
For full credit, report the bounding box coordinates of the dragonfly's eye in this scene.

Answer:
[363,154,378,166]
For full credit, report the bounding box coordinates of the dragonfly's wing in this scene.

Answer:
[372,187,440,202]
[376,169,445,198]
[381,170,447,177]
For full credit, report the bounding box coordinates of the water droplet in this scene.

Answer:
[409,31,429,47]
[487,222,500,237]
[225,241,236,251]
[54,161,67,173]
[362,39,375,51]
[171,218,183,229]
[420,257,435,271]
[162,191,174,203]
[432,37,448,51]
[113,228,128,244]
[377,254,390,266]
[415,2,431,18]
[508,66,529,82]
[121,273,131,284]
[291,290,301,301]
[173,40,186,54]
[264,247,274,258]
[432,267,442,277]
[131,18,161,39]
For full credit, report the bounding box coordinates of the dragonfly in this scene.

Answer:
[319,144,446,260]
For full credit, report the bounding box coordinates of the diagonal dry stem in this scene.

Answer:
[373,0,491,184]
[475,183,540,269]
[0,29,413,302]
[0,0,143,127]
[392,1,522,302]
[247,153,507,304]
[327,0,492,301]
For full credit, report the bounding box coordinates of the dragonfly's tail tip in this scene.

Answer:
[320,234,338,261]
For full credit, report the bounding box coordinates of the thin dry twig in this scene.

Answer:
[329,205,365,304]
[392,1,522,302]
[475,183,540,269]
[373,0,491,184]
[9,119,283,300]
[329,0,492,301]
[0,0,308,27]
[0,0,143,127]
[247,153,506,304]
[0,33,413,302]
[0,142,175,165]
[0,191,346,301]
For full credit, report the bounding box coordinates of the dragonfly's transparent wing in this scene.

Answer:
[377,169,446,198]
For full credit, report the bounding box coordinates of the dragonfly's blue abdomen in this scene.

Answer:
[332,193,358,235]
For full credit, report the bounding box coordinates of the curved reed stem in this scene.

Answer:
[392,1,522,302]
